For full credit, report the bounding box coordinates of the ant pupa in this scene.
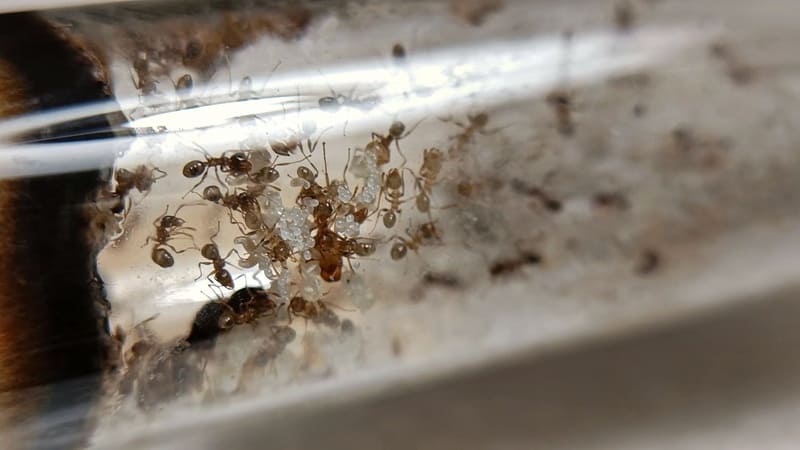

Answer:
[144,204,197,268]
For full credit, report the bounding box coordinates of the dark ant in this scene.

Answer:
[186,300,236,346]
[447,112,492,158]
[144,204,197,268]
[392,43,406,59]
[635,249,661,275]
[489,251,542,277]
[226,286,281,325]
[545,90,575,136]
[613,1,635,31]
[197,223,239,289]
[182,147,254,197]
[390,221,441,260]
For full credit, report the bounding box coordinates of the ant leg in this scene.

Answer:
[196,261,211,281]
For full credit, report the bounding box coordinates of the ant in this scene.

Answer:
[144,204,197,268]
[313,230,376,282]
[182,147,254,197]
[376,168,407,229]
[287,296,343,329]
[391,43,406,59]
[186,300,236,346]
[390,221,441,260]
[226,286,281,325]
[200,185,263,231]
[197,223,239,289]
[446,112,492,158]
[408,147,444,214]
[545,90,575,136]
[489,251,542,277]
[366,120,417,166]
[318,81,380,113]
[269,120,320,157]
[114,164,167,199]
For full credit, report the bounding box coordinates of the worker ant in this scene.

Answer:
[197,223,240,289]
[287,296,344,329]
[446,112,493,158]
[365,120,418,166]
[409,147,444,214]
[144,204,197,268]
[389,221,441,260]
[199,185,263,231]
[181,146,254,197]
[376,168,408,229]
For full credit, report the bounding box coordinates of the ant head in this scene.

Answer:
[297,165,316,182]
[201,243,220,260]
[389,121,405,138]
[471,113,489,127]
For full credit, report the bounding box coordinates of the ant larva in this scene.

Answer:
[144,204,197,268]
[389,221,441,260]
[488,251,542,277]
[446,112,492,158]
[197,223,239,289]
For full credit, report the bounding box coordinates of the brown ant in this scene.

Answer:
[447,112,492,158]
[376,168,408,229]
[200,185,263,231]
[390,221,441,260]
[182,147,254,196]
[287,296,343,329]
[409,147,444,214]
[115,164,166,199]
[366,120,417,166]
[226,286,280,324]
[144,204,197,268]
[510,178,562,212]
[489,251,542,277]
[313,230,376,282]
[197,223,239,289]
[545,90,575,136]
[269,120,320,157]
